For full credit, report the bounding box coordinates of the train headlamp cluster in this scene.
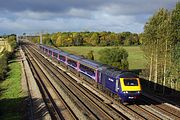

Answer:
[123,91,128,93]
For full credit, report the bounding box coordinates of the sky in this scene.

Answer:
[0,0,178,35]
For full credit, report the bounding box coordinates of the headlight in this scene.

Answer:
[123,91,128,93]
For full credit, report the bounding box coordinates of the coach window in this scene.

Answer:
[67,59,77,67]
[59,55,65,61]
[54,52,58,58]
[80,64,95,77]
[49,50,52,55]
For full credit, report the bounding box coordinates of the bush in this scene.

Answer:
[0,54,8,80]
[0,34,17,80]
[86,50,94,60]
[99,47,129,69]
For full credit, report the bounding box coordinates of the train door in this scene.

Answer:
[115,79,119,92]
[98,72,102,84]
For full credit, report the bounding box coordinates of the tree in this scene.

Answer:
[43,33,53,45]
[56,35,62,47]
[0,53,8,80]
[169,2,180,92]
[99,47,129,69]
[141,8,169,91]
[99,32,108,46]
[72,32,83,46]
[86,50,94,60]
[90,32,100,46]
[7,35,17,51]
[141,2,180,93]
[51,32,59,45]
[132,33,140,45]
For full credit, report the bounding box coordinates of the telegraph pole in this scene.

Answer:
[16,34,19,43]
[40,32,42,44]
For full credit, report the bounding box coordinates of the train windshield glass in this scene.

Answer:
[124,79,138,86]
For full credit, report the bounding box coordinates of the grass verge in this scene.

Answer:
[0,60,25,120]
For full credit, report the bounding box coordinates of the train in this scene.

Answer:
[38,44,142,102]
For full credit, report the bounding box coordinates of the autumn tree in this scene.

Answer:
[90,32,100,46]
[72,32,83,46]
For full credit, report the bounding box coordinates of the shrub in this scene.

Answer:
[99,47,129,69]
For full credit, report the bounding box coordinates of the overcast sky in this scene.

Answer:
[0,0,178,34]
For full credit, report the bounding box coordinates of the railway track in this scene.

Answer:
[34,43,171,120]
[27,43,162,119]
[126,103,162,120]
[24,44,130,120]
[23,43,180,120]
[23,46,78,120]
[138,95,180,120]
[123,91,180,119]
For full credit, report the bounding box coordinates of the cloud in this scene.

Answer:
[0,12,144,34]
[0,0,176,14]
[100,0,176,15]
[0,0,177,34]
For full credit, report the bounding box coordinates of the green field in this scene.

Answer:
[0,61,25,119]
[60,46,146,69]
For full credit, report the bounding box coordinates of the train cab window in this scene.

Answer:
[67,59,77,67]
[124,79,138,86]
[80,64,95,77]
[59,55,66,61]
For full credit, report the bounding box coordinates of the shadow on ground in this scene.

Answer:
[0,97,27,119]
[130,69,180,106]
[0,97,50,120]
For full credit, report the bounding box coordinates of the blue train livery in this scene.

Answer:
[39,44,142,102]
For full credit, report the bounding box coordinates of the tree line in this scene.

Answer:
[141,2,180,93]
[30,31,141,47]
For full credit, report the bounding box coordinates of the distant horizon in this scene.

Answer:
[0,0,177,34]
[0,31,144,36]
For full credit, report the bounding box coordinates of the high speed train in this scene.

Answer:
[39,44,142,102]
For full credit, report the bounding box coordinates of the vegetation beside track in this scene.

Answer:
[0,34,25,119]
[0,59,25,120]
[60,46,146,69]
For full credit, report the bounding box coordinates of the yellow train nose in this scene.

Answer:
[120,78,141,92]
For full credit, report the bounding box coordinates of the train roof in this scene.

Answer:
[40,45,56,50]
[118,72,138,78]
[67,54,83,61]
[52,49,60,53]
[100,67,137,79]
[48,47,54,51]
[42,45,48,49]
[41,45,52,50]
[80,59,103,69]
[59,51,69,56]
